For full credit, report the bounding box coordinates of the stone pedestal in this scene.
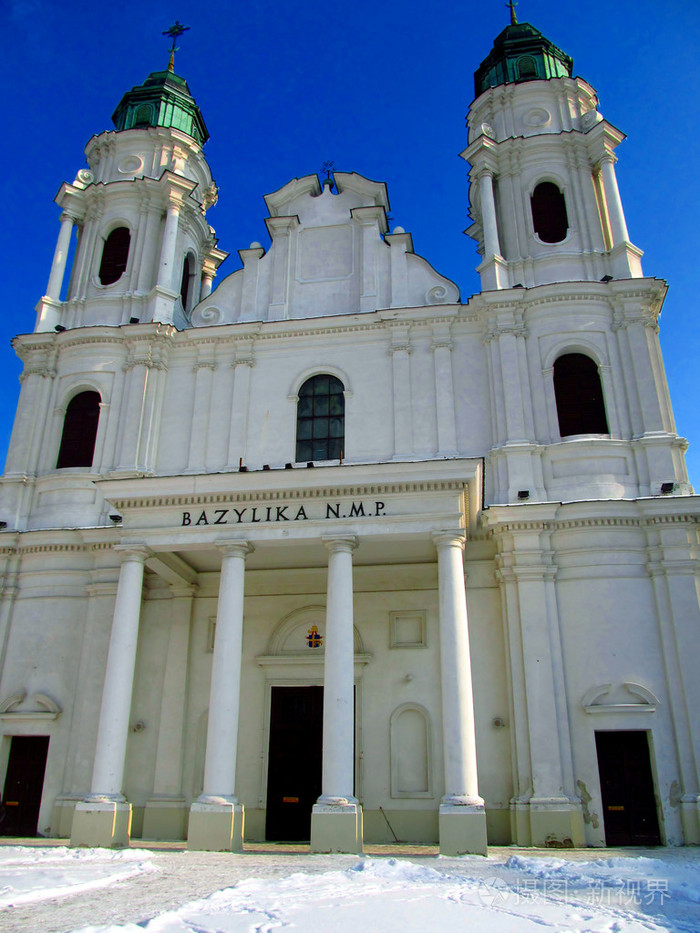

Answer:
[439,804,488,856]
[528,797,586,848]
[187,799,244,852]
[142,796,187,841]
[680,796,700,845]
[310,800,363,854]
[71,799,132,848]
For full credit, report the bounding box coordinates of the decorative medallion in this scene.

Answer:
[306,625,323,648]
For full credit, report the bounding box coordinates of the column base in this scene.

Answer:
[526,797,586,848]
[310,800,363,853]
[476,254,509,291]
[143,796,187,841]
[148,285,179,325]
[187,799,245,852]
[70,799,132,848]
[609,241,644,279]
[439,803,488,856]
[34,295,62,333]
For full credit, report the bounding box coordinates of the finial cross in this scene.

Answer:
[162,21,190,70]
[322,160,335,180]
[505,0,518,25]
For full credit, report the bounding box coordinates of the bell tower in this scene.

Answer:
[35,26,227,333]
[464,14,692,505]
[463,14,642,291]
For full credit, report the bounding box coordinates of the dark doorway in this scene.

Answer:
[1,736,50,836]
[595,730,661,846]
[266,686,323,841]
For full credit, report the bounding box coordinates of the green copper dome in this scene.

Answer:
[111,67,209,145]
[474,21,573,97]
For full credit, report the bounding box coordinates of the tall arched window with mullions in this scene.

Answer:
[296,375,345,463]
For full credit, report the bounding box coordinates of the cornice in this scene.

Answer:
[484,513,699,536]
[106,478,467,512]
[19,543,87,555]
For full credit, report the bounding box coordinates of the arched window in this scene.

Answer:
[133,104,153,128]
[553,353,609,437]
[517,55,538,80]
[296,375,344,463]
[531,182,568,243]
[98,227,130,285]
[180,252,196,312]
[56,391,101,469]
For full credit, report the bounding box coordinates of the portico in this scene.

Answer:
[68,459,488,854]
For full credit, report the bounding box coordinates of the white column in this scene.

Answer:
[71,545,148,847]
[200,542,251,800]
[188,541,251,851]
[478,170,502,258]
[157,203,181,291]
[200,271,214,299]
[46,213,75,300]
[88,546,149,798]
[599,155,629,246]
[310,535,363,853]
[434,530,487,855]
[434,531,481,805]
[320,536,357,802]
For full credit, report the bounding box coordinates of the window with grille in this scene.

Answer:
[553,353,609,437]
[296,375,345,462]
[98,227,130,285]
[56,391,101,468]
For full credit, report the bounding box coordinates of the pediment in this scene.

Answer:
[0,690,62,720]
[191,171,459,326]
[581,682,658,714]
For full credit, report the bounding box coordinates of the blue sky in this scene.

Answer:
[1,0,698,483]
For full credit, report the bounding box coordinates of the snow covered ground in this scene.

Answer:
[1,843,699,932]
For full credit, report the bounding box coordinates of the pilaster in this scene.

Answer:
[143,583,196,840]
[389,325,413,459]
[487,507,584,847]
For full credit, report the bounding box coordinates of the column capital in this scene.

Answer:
[113,544,151,563]
[322,535,358,554]
[474,165,495,182]
[216,539,254,560]
[433,529,466,551]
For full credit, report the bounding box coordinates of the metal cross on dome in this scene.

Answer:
[163,21,190,70]
[506,0,518,25]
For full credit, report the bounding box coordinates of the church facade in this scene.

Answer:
[0,20,698,854]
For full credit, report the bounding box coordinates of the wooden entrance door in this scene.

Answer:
[1,736,50,836]
[265,686,323,841]
[595,730,661,845]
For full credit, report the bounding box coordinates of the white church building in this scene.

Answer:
[0,17,698,855]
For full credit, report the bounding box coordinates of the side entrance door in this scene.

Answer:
[595,730,661,845]
[1,736,50,836]
[265,686,323,842]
